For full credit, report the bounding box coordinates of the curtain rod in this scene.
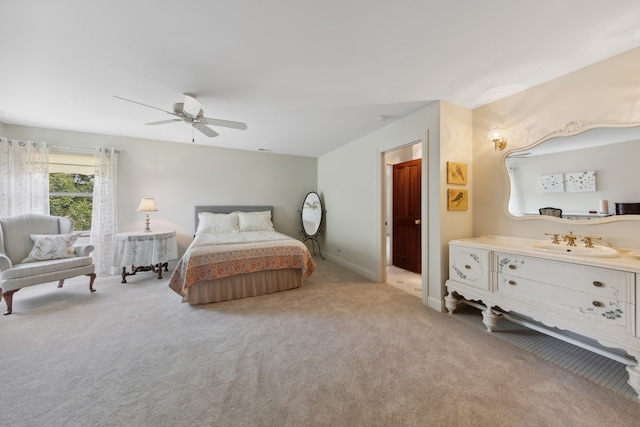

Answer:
[2,139,124,154]
[49,145,124,154]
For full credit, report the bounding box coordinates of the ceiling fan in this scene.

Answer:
[113,93,247,138]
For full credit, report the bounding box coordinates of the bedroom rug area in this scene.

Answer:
[2,259,640,427]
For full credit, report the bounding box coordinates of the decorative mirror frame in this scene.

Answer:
[502,120,640,224]
[300,191,324,259]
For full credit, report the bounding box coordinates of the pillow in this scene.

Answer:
[22,233,80,263]
[237,211,274,232]
[196,212,239,234]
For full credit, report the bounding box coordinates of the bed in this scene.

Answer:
[168,206,316,304]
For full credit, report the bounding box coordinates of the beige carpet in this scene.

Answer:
[2,259,640,427]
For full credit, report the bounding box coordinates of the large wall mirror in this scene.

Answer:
[504,121,640,223]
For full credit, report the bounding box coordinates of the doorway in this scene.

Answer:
[383,142,423,298]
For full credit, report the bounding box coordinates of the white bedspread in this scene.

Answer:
[192,230,292,246]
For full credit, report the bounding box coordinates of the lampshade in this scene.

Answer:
[488,125,507,151]
[137,198,157,232]
[137,198,158,212]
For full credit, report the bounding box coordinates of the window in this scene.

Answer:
[48,152,95,231]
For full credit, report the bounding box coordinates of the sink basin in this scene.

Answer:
[524,242,620,258]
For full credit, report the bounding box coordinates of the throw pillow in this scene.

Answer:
[237,211,275,231]
[196,212,240,234]
[22,233,80,263]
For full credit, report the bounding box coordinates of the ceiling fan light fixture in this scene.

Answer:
[182,94,202,117]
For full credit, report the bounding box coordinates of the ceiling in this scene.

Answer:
[1,1,640,158]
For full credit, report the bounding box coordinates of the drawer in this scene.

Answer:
[495,252,635,302]
[449,245,490,290]
[497,273,630,328]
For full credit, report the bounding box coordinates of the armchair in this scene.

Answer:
[0,214,96,315]
[539,207,563,218]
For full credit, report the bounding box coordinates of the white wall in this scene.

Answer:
[438,102,474,306]
[3,124,317,256]
[473,47,640,249]
[318,101,473,311]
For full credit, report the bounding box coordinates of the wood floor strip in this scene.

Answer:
[451,304,635,397]
[385,268,638,398]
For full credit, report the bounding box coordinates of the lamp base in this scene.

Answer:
[144,213,152,232]
[494,137,507,151]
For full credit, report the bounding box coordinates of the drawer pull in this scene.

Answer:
[464,264,471,269]
[508,264,517,270]
[592,301,603,308]
[508,280,516,286]
[593,281,603,288]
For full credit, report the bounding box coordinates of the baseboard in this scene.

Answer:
[427,295,445,312]
[322,252,378,282]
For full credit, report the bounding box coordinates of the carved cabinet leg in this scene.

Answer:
[626,365,640,400]
[482,305,499,332]
[444,292,458,314]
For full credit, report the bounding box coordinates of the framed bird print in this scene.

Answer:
[447,188,468,211]
[447,162,467,185]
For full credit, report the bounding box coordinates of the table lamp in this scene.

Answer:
[137,197,158,232]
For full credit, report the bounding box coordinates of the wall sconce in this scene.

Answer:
[488,125,508,151]
[137,197,158,232]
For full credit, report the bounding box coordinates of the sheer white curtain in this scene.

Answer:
[91,147,118,275]
[508,166,524,216]
[0,137,49,217]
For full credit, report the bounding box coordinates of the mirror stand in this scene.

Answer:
[301,232,324,260]
[300,191,325,260]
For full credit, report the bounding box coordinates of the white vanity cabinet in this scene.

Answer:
[449,245,490,290]
[495,252,635,332]
[444,236,640,399]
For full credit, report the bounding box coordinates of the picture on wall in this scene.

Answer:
[565,170,596,192]
[447,188,468,211]
[447,162,468,185]
[538,173,564,193]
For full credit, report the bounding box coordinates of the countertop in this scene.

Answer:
[450,235,640,273]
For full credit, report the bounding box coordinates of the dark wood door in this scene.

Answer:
[392,158,422,274]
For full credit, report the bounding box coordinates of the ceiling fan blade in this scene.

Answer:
[193,122,219,137]
[146,119,181,125]
[183,94,202,117]
[201,117,248,130]
[113,95,174,114]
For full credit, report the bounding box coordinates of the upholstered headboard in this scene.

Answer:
[194,206,273,233]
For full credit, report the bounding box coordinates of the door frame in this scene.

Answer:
[376,132,428,305]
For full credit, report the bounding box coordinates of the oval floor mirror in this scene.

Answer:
[300,191,324,259]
